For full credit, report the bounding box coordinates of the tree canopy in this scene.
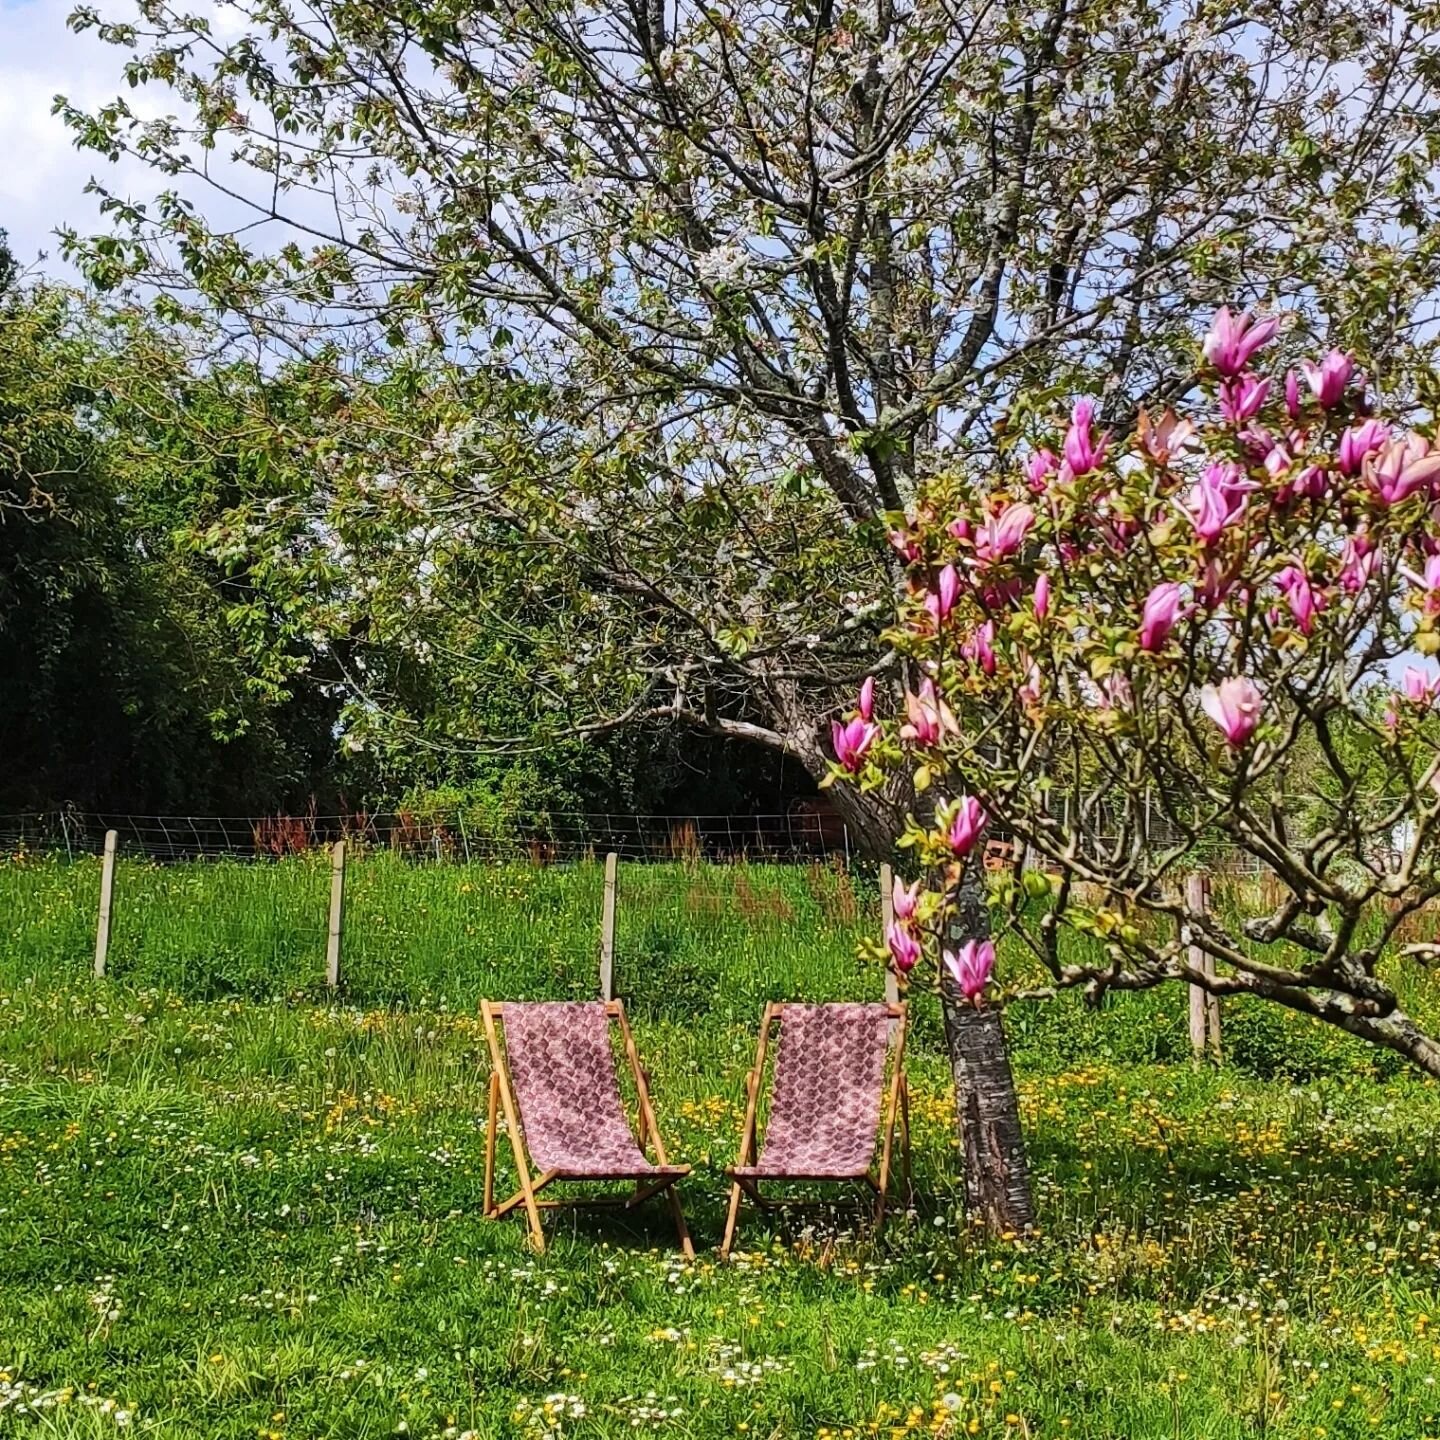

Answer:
[55,0,1440,849]
[851,311,1440,1076]
[0,278,339,812]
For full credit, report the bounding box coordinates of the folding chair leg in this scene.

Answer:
[665,1183,696,1261]
[873,1052,905,1239]
[721,1007,773,1260]
[482,1003,547,1252]
[507,1141,546,1250]
[900,1075,913,1209]
[720,1180,745,1259]
[483,1072,500,1217]
[493,1170,558,1221]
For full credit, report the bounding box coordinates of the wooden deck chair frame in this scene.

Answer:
[721,1000,910,1258]
[480,999,694,1258]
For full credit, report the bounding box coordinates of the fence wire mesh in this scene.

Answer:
[0,807,856,864]
[0,811,884,1013]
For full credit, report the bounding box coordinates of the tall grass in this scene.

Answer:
[4,849,1433,1082]
[9,854,1440,1435]
[0,852,882,1014]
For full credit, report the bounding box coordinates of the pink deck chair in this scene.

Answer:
[721,1001,909,1257]
[481,1000,692,1256]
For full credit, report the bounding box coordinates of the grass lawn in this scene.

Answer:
[3,853,1440,1437]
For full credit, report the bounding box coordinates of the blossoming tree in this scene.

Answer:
[835,311,1440,1226]
[55,0,1440,856]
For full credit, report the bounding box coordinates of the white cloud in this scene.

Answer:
[0,0,161,275]
[0,0,346,292]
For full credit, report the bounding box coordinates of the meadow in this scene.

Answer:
[4,851,1440,1437]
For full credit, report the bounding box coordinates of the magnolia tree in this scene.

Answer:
[834,310,1440,1215]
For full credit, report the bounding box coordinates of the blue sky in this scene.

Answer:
[0,0,212,278]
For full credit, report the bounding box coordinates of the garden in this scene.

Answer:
[8,0,1440,1431]
[4,853,1440,1437]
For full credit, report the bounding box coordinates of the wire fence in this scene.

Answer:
[0,815,887,1013]
[0,807,860,864]
[8,800,1403,895]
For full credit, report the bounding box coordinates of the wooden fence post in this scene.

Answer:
[598,851,618,1000]
[325,840,346,990]
[94,830,118,979]
[1186,872,1221,1061]
[878,861,899,1006]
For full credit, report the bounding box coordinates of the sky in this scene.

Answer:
[0,0,143,276]
[1,0,326,298]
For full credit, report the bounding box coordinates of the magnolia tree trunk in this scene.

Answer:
[788,718,1037,1232]
[942,865,1035,1234]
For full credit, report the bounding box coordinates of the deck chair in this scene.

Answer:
[480,999,693,1257]
[721,1001,909,1257]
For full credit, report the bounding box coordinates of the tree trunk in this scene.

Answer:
[775,697,1036,1230]
[942,864,1035,1234]
[941,996,1034,1233]
[822,773,907,860]
[777,703,907,860]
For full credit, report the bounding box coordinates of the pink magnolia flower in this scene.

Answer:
[977,576,1023,610]
[1219,373,1270,426]
[1404,554,1440,589]
[1338,419,1389,477]
[1301,349,1354,409]
[1402,553,1440,615]
[975,502,1035,564]
[1033,573,1052,621]
[963,620,997,676]
[857,676,875,722]
[1290,465,1328,502]
[947,515,972,542]
[1202,307,1279,378]
[1138,408,1196,463]
[1017,658,1043,712]
[1284,369,1303,420]
[888,529,920,564]
[1139,581,1183,652]
[1339,533,1377,594]
[1242,424,1282,465]
[1367,435,1440,507]
[944,939,996,1003]
[900,679,956,746]
[1098,511,1142,552]
[1276,564,1323,635]
[1100,672,1134,714]
[1063,399,1108,475]
[1403,666,1440,709]
[1260,444,1292,492]
[924,563,962,625]
[1201,676,1263,748]
[1026,448,1059,493]
[1198,556,1238,610]
[831,717,879,772]
[886,921,922,974]
[892,876,922,922]
[946,795,988,858]
[1182,461,1259,544]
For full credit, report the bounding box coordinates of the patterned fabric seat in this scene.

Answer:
[731,1003,893,1180]
[481,998,693,1255]
[721,999,909,1256]
[502,1001,684,1179]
